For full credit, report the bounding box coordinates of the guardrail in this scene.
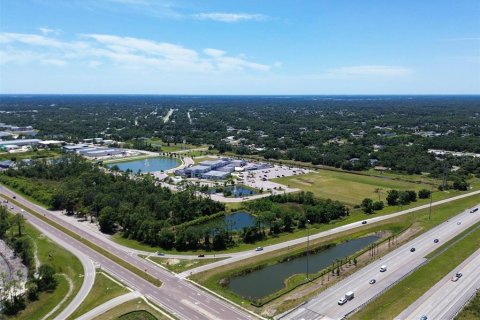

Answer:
[450,288,479,320]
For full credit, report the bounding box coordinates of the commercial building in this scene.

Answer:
[199,159,230,170]
[183,165,211,178]
[202,170,231,180]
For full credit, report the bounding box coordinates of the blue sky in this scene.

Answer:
[0,0,479,94]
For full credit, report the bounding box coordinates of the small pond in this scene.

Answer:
[207,185,258,198]
[205,211,257,232]
[106,157,180,173]
[227,235,379,299]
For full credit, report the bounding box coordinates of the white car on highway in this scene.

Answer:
[380,265,387,272]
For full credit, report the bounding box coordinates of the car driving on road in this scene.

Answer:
[255,247,263,251]
[338,297,347,305]
[380,265,387,272]
[451,272,463,282]
[369,279,376,284]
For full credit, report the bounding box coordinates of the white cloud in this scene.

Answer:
[39,27,61,36]
[0,31,270,73]
[204,48,226,58]
[41,59,67,67]
[192,12,267,23]
[328,65,413,77]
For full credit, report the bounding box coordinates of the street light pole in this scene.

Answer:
[306,219,310,281]
[429,184,433,220]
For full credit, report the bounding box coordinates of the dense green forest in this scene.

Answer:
[0,156,353,251]
[1,95,479,176]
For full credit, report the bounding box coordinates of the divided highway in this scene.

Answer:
[397,247,480,320]
[283,205,480,320]
[0,187,258,320]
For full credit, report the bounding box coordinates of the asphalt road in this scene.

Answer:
[0,187,258,320]
[396,247,480,320]
[2,201,96,320]
[282,204,480,320]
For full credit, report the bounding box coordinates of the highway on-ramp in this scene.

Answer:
[0,188,259,320]
[282,205,480,320]
[396,247,480,320]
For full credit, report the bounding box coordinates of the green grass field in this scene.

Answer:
[352,221,480,320]
[148,138,206,153]
[147,256,226,273]
[67,271,129,319]
[93,298,170,320]
[273,171,432,205]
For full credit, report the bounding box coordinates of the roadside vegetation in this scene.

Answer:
[67,271,129,319]
[1,206,83,320]
[455,291,480,320]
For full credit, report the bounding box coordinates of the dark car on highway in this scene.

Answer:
[410,248,416,252]
[434,239,439,243]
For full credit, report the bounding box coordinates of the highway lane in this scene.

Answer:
[282,205,480,320]
[397,247,480,320]
[0,190,259,320]
[180,190,480,277]
[1,202,96,320]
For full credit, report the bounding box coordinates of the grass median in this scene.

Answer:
[351,220,480,320]
[67,271,130,319]
[4,194,162,287]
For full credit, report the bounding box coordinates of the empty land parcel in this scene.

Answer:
[273,170,432,205]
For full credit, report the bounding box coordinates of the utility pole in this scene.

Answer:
[306,219,311,281]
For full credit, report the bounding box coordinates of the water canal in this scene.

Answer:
[227,235,379,299]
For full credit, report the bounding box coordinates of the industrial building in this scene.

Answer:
[61,144,125,158]
[0,139,41,147]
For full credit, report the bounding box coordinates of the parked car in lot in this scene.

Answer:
[255,247,263,251]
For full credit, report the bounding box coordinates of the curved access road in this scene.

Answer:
[281,205,480,320]
[0,187,260,320]
[396,247,480,320]
[3,202,96,320]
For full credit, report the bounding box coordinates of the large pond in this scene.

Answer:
[106,157,180,173]
[227,235,379,299]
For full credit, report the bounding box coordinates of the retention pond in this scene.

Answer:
[106,156,180,173]
[227,235,379,299]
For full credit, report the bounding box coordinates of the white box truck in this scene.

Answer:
[345,291,354,300]
[380,265,387,272]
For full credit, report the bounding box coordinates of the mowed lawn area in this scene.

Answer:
[273,171,431,205]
